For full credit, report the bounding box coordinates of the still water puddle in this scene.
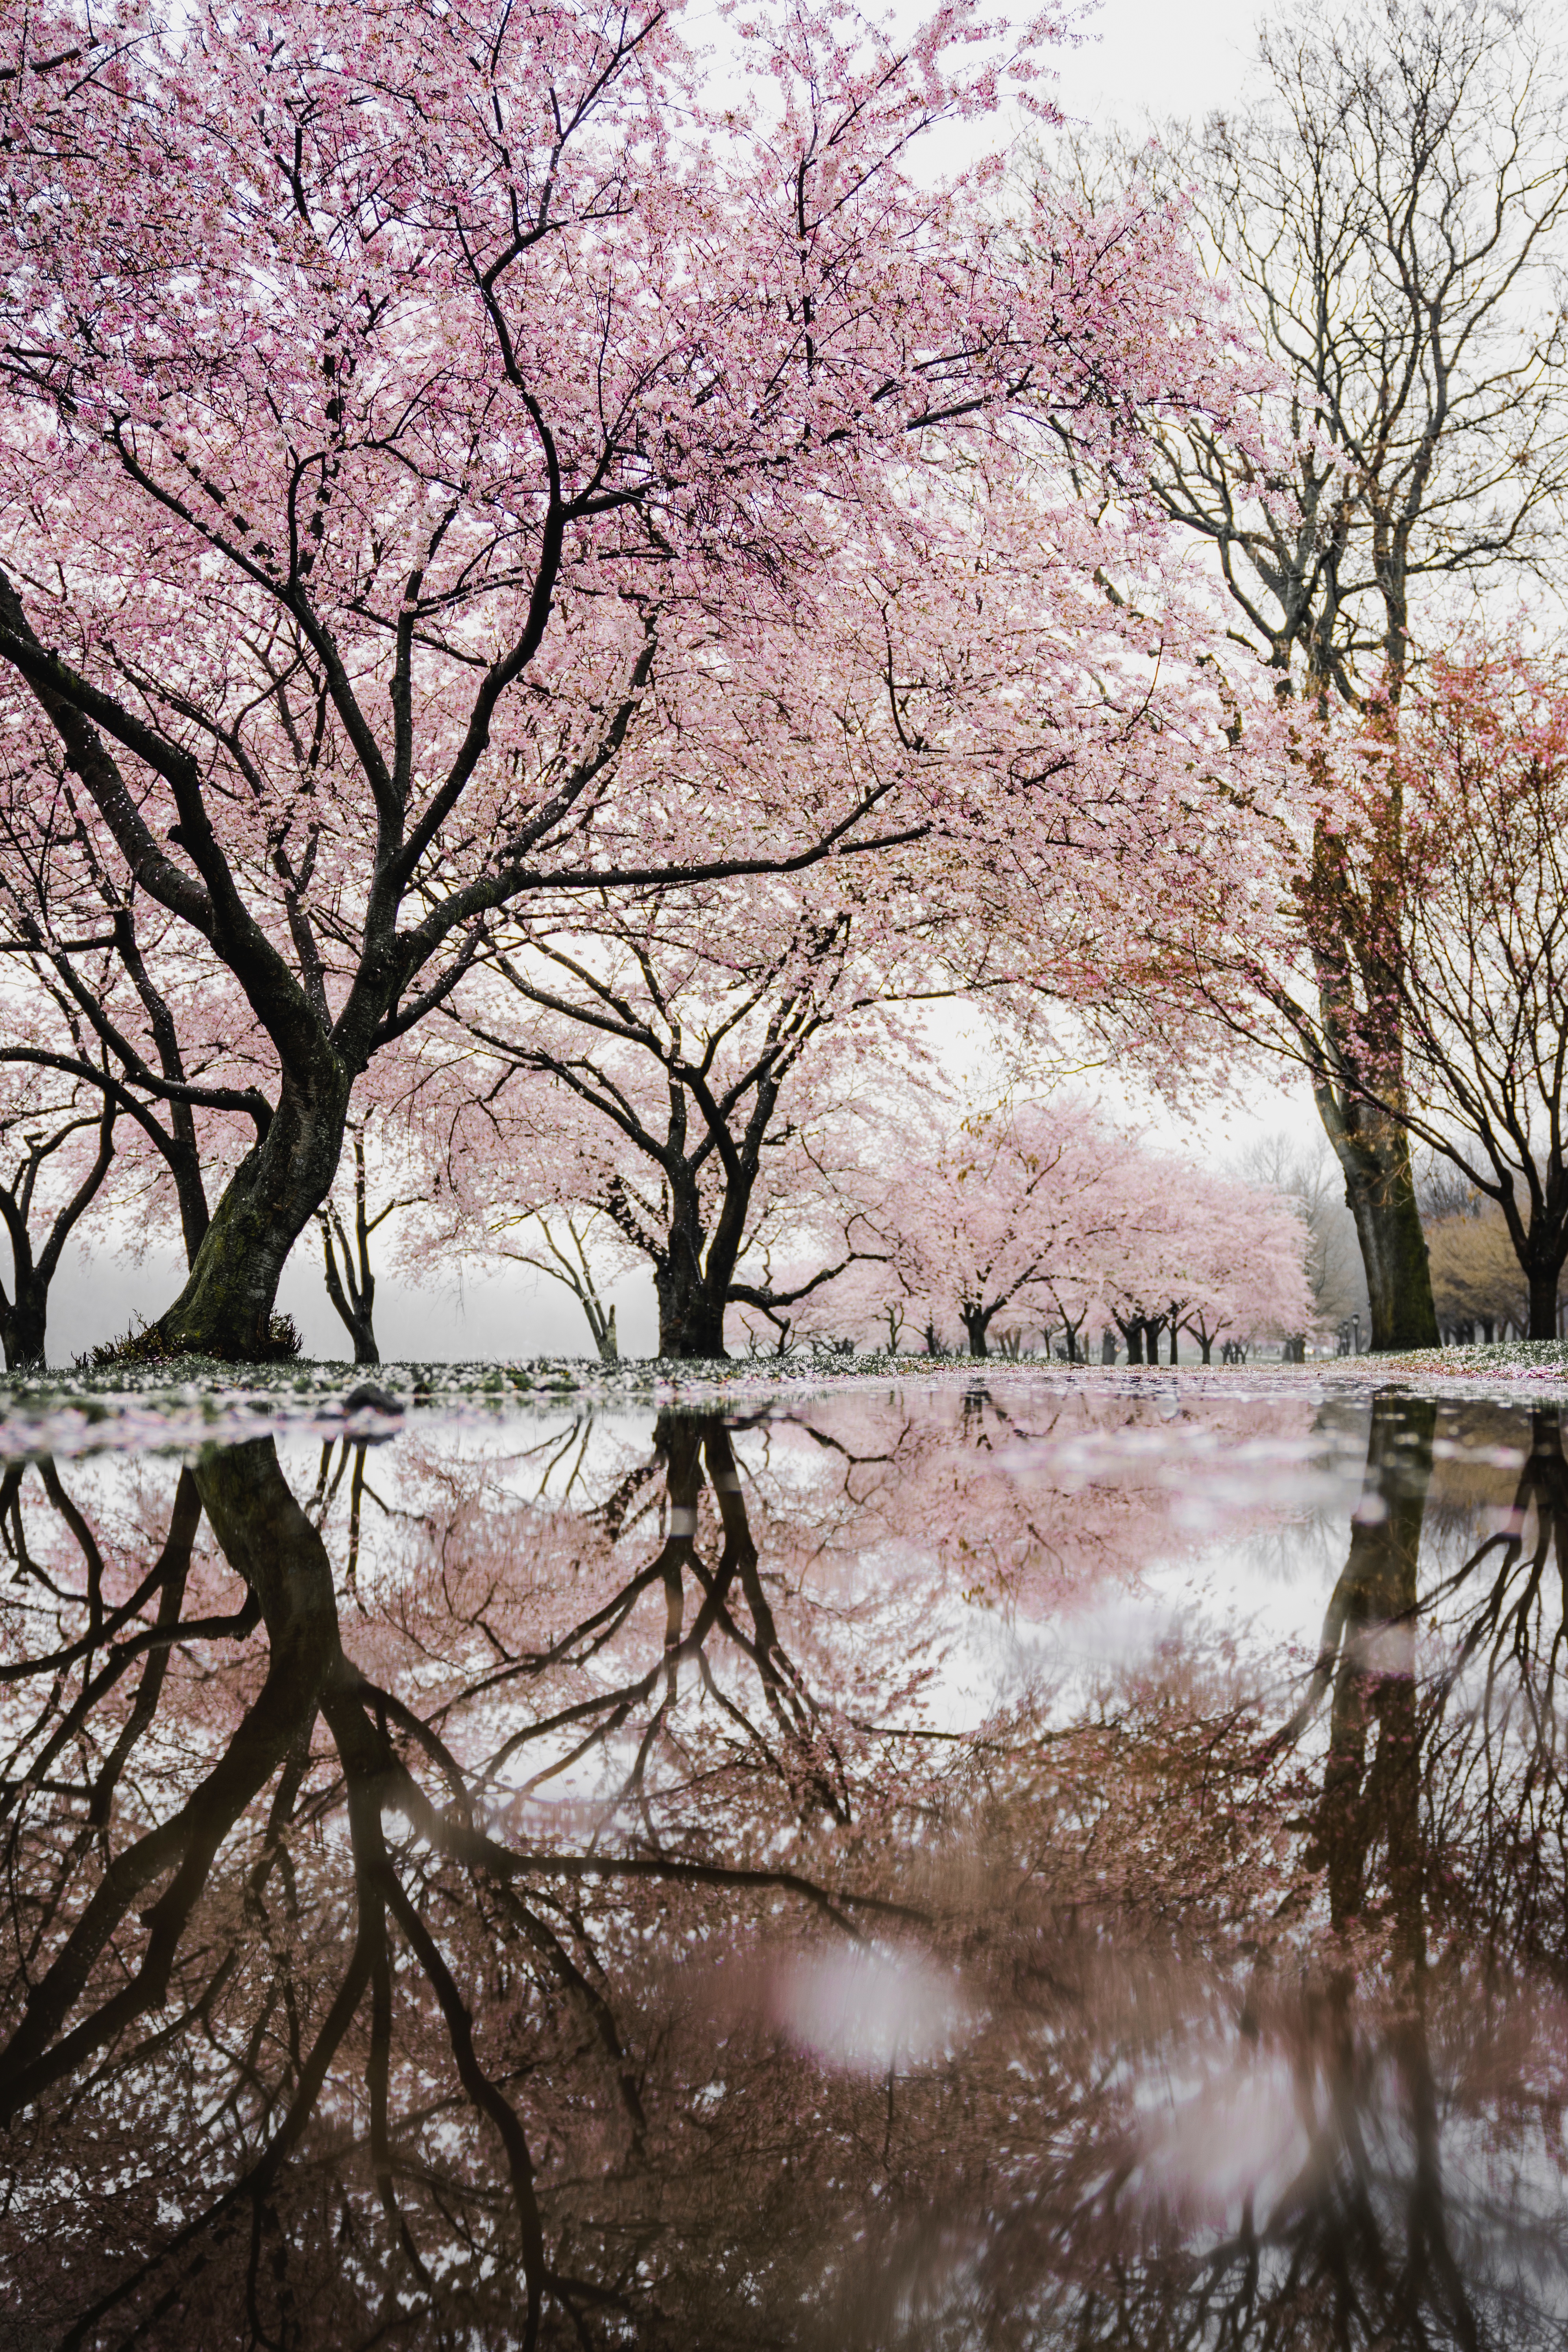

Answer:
[1,1379,1565,2347]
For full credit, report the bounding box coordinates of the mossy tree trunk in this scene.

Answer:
[1315,1086,1439,1354]
[148,1066,354,1359]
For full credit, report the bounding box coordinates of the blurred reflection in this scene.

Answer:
[0,1393,1565,2348]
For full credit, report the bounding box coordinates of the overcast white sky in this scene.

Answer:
[46,0,1320,1366]
[1047,0,1263,131]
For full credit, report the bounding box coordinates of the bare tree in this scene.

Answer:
[316,1128,417,1366]
[472,1206,622,1363]
[1132,0,1568,1348]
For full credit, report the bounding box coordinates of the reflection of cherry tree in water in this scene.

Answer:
[471,1411,871,1845]
[4,1397,1568,2346]
[0,1417,931,2346]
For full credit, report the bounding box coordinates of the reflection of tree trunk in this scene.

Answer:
[1308,1398,1432,1929]
[0,1437,553,2344]
[1292,1396,1478,2350]
[0,1440,338,2120]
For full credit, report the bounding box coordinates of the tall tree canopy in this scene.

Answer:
[0,0,1263,1357]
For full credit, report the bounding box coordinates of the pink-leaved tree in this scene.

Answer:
[0,0,1270,1357]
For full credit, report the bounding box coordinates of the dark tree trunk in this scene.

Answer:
[0,1276,48,1372]
[332,1301,379,1366]
[650,1138,740,1360]
[1317,1094,1439,1354]
[0,1103,118,1370]
[1529,1267,1559,1343]
[961,1305,991,1357]
[148,1067,352,1360]
[655,1232,728,1359]
[1123,1322,1144,1365]
[320,1135,386,1365]
[168,1135,212,1272]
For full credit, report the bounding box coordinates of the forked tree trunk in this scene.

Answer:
[148,1068,353,1360]
[0,1106,118,1370]
[325,1285,379,1367]
[320,1137,384,1366]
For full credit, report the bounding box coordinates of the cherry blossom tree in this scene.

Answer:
[315,1119,422,1365]
[831,1096,1313,1363]
[0,721,270,1283]
[1167,1173,1317,1361]
[0,0,1263,1359]
[412,982,904,1359]
[416,833,981,1354]
[868,1096,1141,1359]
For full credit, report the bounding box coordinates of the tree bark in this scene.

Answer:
[1326,1103,1440,1352]
[1528,1266,1560,1344]
[0,1276,48,1372]
[148,1067,352,1359]
[655,1252,728,1359]
[587,1301,618,1364]
[0,1104,118,1369]
[961,1305,991,1357]
[319,1136,384,1366]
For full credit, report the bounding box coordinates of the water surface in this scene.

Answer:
[2,1377,1564,2349]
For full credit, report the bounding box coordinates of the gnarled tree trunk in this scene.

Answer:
[655,1256,728,1358]
[148,1067,353,1360]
